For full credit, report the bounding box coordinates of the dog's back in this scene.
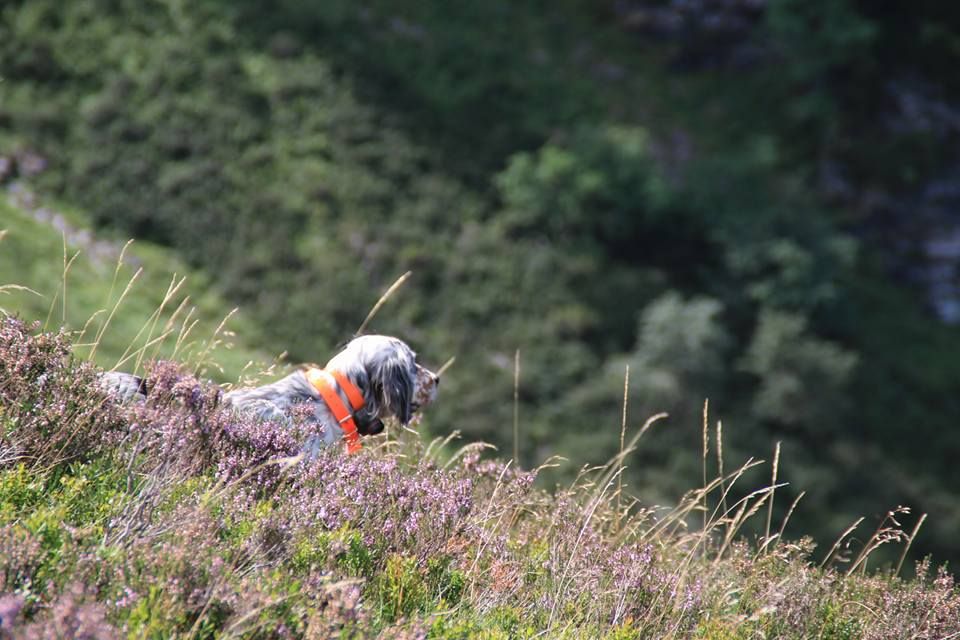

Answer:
[222,371,318,423]
[99,371,148,403]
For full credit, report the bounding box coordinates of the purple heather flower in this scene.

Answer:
[0,594,24,631]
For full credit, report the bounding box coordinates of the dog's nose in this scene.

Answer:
[432,373,440,385]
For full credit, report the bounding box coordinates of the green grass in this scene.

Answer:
[0,197,274,381]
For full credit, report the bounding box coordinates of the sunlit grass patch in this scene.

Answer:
[0,198,272,381]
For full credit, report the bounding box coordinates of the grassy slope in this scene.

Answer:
[0,319,958,638]
[0,192,957,637]
[0,195,274,382]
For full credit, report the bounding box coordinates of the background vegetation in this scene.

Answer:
[3,0,960,566]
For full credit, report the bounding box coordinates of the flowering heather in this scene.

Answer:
[0,321,959,637]
[281,452,474,555]
[0,524,44,593]
[0,317,126,467]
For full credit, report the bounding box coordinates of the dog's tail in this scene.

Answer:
[99,371,149,403]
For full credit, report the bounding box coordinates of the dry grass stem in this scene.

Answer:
[149,295,193,364]
[764,441,781,552]
[822,517,865,568]
[778,490,806,541]
[895,512,928,577]
[108,275,186,373]
[436,355,456,378]
[192,307,238,375]
[513,348,521,464]
[43,236,80,330]
[89,266,144,361]
[355,270,412,335]
[0,283,43,316]
[172,306,199,361]
[716,420,727,516]
[847,507,910,576]
[616,364,630,529]
[702,398,709,536]
[134,274,186,372]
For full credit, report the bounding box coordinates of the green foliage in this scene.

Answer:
[427,605,550,640]
[4,0,960,566]
[0,459,126,595]
[125,585,180,640]
[741,310,857,429]
[334,529,375,578]
[290,534,331,575]
[373,554,429,622]
[818,603,863,640]
[766,0,878,128]
[225,0,604,174]
[0,464,45,515]
[0,460,125,536]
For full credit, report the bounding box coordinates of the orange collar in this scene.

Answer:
[304,368,366,454]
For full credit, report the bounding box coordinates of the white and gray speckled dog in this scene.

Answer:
[101,335,440,451]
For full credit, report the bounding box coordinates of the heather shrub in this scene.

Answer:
[0,594,24,635]
[0,524,44,594]
[118,360,328,490]
[16,583,121,640]
[280,452,474,563]
[0,317,126,468]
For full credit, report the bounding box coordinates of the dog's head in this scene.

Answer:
[325,335,439,435]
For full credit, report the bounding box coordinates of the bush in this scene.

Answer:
[0,317,126,468]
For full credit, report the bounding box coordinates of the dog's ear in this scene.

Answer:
[376,356,414,425]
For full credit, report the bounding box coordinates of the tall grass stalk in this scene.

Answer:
[714,481,788,565]
[191,307,237,375]
[172,306,199,362]
[467,459,513,599]
[822,517,865,568]
[896,512,928,576]
[87,266,143,361]
[616,364,629,531]
[147,295,193,365]
[0,283,42,316]
[355,270,412,336]
[513,349,521,464]
[590,412,667,517]
[71,242,134,349]
[549,469,620,627]
[43,234,79,331]
[778,490,805,541]
[847,507,909,575]
[436,356,456,379]
[109,275,186,373]
[764,440,781,553]
[132,274,186,372]
[716,420,727,516]
[701,399,709,539]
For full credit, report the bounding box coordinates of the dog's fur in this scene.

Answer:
[225,335,439,447]
[101,335,439,449]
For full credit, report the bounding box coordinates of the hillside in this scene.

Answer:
[4,0,960,566]
[1,318,958,638]
[0,190,273,381]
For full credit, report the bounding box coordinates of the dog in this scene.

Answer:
[100,335,440,453]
